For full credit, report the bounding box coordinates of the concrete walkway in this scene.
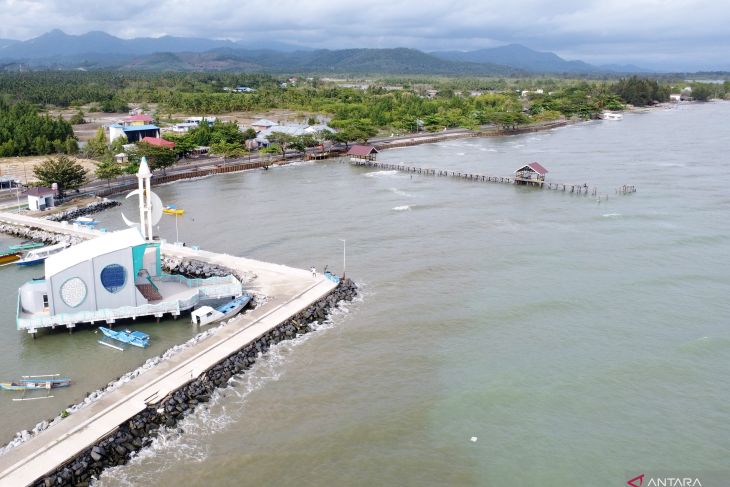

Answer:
[0,212,338,486]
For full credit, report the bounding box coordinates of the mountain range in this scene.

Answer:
[0,30,649,75]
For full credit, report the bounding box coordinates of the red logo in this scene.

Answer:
[627,474,644,487]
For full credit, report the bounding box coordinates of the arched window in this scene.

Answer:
[100,264,127,293]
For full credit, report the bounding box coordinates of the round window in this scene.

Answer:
[100,264,127,293]
[60,277,87,308]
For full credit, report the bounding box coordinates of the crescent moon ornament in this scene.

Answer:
[121,189,164,228]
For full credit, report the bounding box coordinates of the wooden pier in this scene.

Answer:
[348,159,629,197]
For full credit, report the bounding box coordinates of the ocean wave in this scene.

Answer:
[602,213,622,218]
[364,170,398,178]
[392,205,411,211]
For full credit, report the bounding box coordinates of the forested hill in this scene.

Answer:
[120,48,523,75]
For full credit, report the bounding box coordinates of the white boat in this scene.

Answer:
[73,217,98,226]
[191,294,252,326]
[15,242,69,266]
[601,111,623,121]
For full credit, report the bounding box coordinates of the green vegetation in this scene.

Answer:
[32,155,88,196]
[612,76,670,106]
[0,99,76,156]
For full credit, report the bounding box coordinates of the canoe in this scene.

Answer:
[99,327,150,348]
[8,241,44,251]
[163,206,185,215]
[0,251,22,265]
[0,376,71,391]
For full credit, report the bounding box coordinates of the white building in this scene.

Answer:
[24,187,55,211]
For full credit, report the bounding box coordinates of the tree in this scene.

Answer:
[95,157,123,188]
[33,155,88,197]
[690,84,713,102]
[69,109,86,125]
[266,132,298,156]
[210,141,247,160]
[84,127,109,158]
[133,142,176,174]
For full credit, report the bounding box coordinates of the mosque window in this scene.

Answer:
[60,277,87,308]
[100,264,127,293]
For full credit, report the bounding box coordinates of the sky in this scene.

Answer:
[1,0,728,71]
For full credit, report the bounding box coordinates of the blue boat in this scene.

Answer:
[98,327,150,348]
[0,375,71,391]
[191,294,252,326]
[324,271,340,284]
[73,217,98,226]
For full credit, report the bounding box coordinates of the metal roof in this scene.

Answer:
[22,187,54,196]
[45,228,145,278]
[141,137,176,148]
[347,145,379,156]
[123,124,159,132]
[515,162,548,175]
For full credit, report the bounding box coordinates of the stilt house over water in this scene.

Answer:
[514,162,549,186]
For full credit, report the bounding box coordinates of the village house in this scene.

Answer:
[347,145,379,161]
[24,187,55,211]
[140,137,176,149]
[250,118,277,132]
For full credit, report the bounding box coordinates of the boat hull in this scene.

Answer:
[99,327,150,348]
[0,253,22,265]
[15,258,45,266]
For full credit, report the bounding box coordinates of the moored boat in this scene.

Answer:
[73,216,98,226]
[0,250,22,265]
[601,111,623,121]
[191,294,252,326]
[0,375,71,391]
[98,327,150,348]
[16,242,68,266]
[163,205,185,215]
[8,241,45,252]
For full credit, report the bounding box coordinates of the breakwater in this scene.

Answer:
[30,278,357,487]
[45,200,121,222]
[0,222,83,246]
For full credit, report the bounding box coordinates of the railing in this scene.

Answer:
[18,275,243,331]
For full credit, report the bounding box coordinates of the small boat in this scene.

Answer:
[0,375,71,391]
[73,216,98,226]
[8,241,45,252]
[601,111,623,121]
[324,271,340,284]
[98,327,150,348]
[163,205,185,215]
[191,294,252,326]
[16,242,68,266]
[0,250,22,265]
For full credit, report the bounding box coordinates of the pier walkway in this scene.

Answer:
[349,159,622,196]
[0,213,338,486]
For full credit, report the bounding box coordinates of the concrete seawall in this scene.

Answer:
[0,212,357,486]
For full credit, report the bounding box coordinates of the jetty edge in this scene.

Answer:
[0,212,358,486]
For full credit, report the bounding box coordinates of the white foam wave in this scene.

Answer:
[456,152,466,156]
[364,170,398,178]
[602,213,622,218]
[392,205,411,211]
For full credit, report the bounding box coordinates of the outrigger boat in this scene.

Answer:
[7,241,45,252]
[191,294,252,326]
[0,250,22,266]
[16,242,68,266]
[163,205,185,215]
[0,374,71,401]
[98,327,150,348]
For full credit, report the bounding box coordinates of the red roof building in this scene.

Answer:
[514,162,549,185]
[140,137,176,148]
[346,144,379,160]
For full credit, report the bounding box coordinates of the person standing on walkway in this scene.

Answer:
[310,266,317,277]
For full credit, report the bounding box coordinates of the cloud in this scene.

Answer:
[0,0,728,69]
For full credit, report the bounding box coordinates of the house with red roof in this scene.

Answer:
[514,162,548,185]
[346,144,379,161]
[140,137,176,149]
